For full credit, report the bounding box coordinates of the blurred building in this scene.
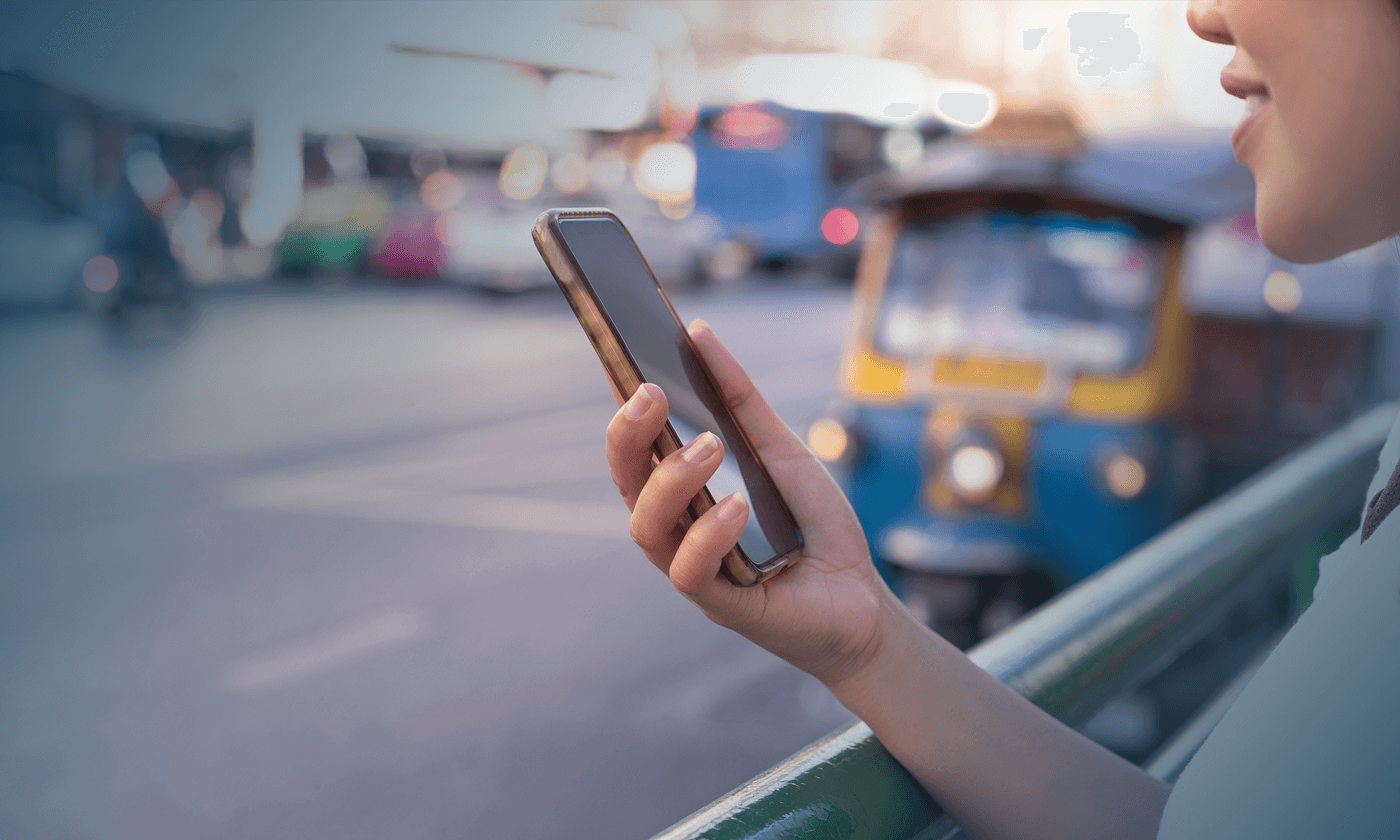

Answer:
[1,0,1252,277]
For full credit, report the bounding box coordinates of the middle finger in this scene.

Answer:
[629,431,725,560]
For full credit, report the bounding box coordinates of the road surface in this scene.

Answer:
[0,280,858,840]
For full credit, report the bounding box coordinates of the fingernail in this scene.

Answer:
[625,384,654,419]
[716,492,746,521]
[682,432,719,463]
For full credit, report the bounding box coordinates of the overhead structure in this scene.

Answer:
[0,1,660,244]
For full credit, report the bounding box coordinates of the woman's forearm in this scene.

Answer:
[826,583,1171,840]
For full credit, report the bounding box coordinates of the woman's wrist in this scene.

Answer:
[820,578,936,710]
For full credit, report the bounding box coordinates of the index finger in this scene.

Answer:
[605,382,667,510]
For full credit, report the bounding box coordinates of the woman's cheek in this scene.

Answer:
[1252,93,1399,262]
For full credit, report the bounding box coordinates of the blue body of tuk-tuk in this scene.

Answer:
[843,406,1179,584]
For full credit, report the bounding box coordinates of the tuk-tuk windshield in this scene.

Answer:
[877,211,1160,375]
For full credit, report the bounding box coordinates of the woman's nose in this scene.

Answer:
[1187,0,1233,46]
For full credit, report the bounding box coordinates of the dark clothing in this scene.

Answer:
[1361,457,1400,542]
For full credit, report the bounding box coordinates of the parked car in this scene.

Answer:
[369,179,443,280]
[438,170,715,294]
[277,181,390,275]
[0,184,102,308]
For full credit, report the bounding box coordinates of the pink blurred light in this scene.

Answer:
[821,207,859,245]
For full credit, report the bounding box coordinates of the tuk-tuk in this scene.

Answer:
[807,110,1261,647]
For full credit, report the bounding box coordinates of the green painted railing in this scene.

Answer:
[651,402,1397,840]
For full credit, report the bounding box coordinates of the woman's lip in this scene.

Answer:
[1231,97,1271,149]
[1219,70,1265,101]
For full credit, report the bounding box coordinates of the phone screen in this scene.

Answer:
[556,216,801,566]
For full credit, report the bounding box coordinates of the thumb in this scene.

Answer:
[685,319,811,464]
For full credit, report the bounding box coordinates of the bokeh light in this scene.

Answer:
[634,141,696,202]
[409,147,447,180]
[1263,270,1303,314]
[420,169,466,212]
[1104,453,1148,500]
[498,144,549,201]
[934,86,998,130]
[125,148,174,204]
[81,255,119,293]
[948,445,1002,501]
[821,207,859,246]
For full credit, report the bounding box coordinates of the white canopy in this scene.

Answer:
[0,0,660,148]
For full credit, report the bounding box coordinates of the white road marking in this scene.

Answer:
[223,608,426,694]
[231,476,430,508]
[225,359,830,543]
[227,404,612,493]
[227,400,637,538]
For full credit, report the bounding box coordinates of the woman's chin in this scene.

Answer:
[1257,225,1332,264]
[1255,197,1359,264]
[1255,173,1400,264]
[1261,221,1398,265]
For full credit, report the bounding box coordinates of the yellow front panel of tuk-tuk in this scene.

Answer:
[843,347,906,400]
[933,356,1046,393]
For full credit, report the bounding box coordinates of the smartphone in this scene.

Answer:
[532,208,803,586]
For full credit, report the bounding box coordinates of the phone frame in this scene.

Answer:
[532,207,802,586]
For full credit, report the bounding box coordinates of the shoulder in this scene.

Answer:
[1158,407,1400,839]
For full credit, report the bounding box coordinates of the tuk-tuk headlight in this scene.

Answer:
[807,417,851,462]
[946,442,1004,503]
[1101,452,1148,500]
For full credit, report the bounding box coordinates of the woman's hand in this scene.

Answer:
[606,319,1172,840]
[605,318,893,687]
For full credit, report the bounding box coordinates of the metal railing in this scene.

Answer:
[652,402,1397,840]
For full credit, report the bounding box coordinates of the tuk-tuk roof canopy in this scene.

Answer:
[863,125,1256,228]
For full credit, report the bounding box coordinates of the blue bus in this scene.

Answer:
[691,101,942,281]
